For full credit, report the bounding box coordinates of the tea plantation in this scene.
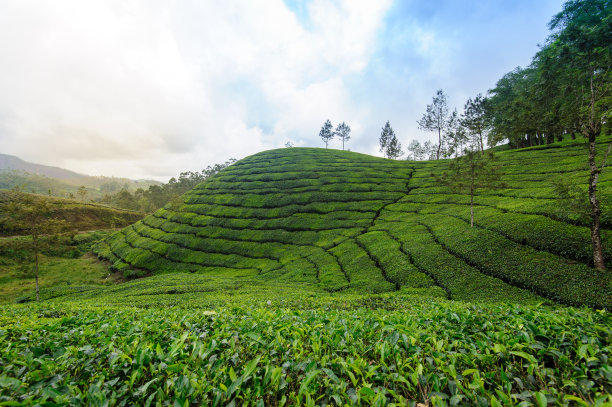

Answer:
[1,139,611,406]
[93,138,610,308]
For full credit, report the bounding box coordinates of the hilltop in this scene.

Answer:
[92,139,611,309]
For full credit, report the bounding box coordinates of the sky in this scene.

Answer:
[0,0,566,181]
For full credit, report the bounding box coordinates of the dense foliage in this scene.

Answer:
[1,293,610,406]
[487,0,611,148]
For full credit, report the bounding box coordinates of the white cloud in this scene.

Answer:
[0,0,392,180]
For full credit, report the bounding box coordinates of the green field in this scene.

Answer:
[1,140,611,405]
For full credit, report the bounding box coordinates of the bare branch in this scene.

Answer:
[598,139,612,173]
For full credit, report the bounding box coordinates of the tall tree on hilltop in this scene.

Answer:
[461,94,491,152]
[548,0,612,270]
[418,89,453,159]
[379,121,394,158]
[436,151,505,227]
[335,122,351,150]
[423,140,436,160]
[447,120,470,158]
[319,120,334,149]
[386,133,403,160]
[407,140,423,161]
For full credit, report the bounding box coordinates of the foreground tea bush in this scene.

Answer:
[1,298,610,406]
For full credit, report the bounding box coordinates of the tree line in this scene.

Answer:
[97,159,236,213]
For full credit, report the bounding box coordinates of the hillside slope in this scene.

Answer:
[93,141,611,308]
[0,190,144,235]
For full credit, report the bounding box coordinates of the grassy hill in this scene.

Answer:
[0,190,144,235]
[92,138,611,309]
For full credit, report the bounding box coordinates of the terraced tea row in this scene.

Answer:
[94,142,611,308]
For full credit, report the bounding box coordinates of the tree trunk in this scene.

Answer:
[34,240,40,302]
[479,131,484,152]
[342,138,344,150]
[437,128,442,160]
[587,133,605,270]
[470,165,475,227]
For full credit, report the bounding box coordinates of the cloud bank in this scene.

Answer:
[0,0,563,180]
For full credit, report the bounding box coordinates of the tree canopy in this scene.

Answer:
[319,120,334,149]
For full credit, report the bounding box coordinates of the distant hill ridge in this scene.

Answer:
[0,153,160,199]
[94,140,611,309]
[0,153,85,180]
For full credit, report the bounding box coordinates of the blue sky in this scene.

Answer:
[0,0,565,180]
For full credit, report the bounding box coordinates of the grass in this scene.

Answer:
[0,190,144,236]
[0,231,120,304]
[92,139,610,308]
[0,254,118,304]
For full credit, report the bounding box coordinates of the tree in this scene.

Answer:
[334,122,351,150]
[445,109,470,157]
[548,0,612,270]
[77,185,87,201]
[98,158,236,212]
[379,121,394,158]
[423,140,436,160]
[447,124,469,158]
[407,140,423,160]
[418,89,453,159]
[2,193,69,301]
[461,94,491,152]
[488,67,544,148]
[386,134,403,160]
[436,151,505,227]
[319,120,334,149]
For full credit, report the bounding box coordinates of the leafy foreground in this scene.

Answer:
[1,295,610,406]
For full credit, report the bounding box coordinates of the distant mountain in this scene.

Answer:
[0,153,86,180]
[0,153,161,199]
